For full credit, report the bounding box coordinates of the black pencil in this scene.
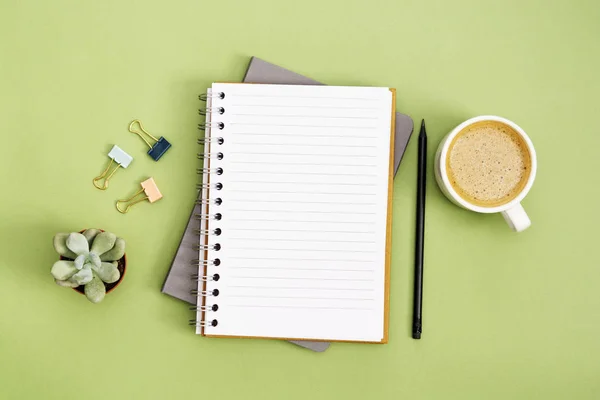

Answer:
[412,119,427,340]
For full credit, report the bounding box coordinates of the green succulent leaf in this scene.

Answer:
[53,233,78,259]
[83,229,101,245]
[74,254,86,270]
[84,273,106,303]
[89,252,102,269]
[90,232,116,256]
[99,238,126,262]
[66,233,89,256]
[95,262,120,284]
[51,260,78,280]
[71,268,93,285]
[55,278,80,288]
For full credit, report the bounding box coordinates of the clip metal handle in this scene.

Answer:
[93,158,122,190]
[129,119,159,149]
[92,145,133,190]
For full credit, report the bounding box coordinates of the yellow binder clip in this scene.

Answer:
[116,178,163,214]
[93,145,133,190]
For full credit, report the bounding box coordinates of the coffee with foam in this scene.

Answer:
[446,120,532,207]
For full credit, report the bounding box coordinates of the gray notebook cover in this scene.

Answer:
[161,57,414,352]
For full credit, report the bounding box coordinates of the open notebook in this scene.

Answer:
[195,83,395,343]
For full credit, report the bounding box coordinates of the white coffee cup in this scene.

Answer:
[434,115,537,232]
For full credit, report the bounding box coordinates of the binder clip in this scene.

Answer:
[116,178,163,214]
[92,145,133,190]
[129,119,171,161]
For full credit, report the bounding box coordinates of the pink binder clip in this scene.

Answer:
[116,178,163,214]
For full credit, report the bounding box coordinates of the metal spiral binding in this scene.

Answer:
[193,228,221,236]
[197,152,224,160]
[199,92,225,101]
[189,319,219,328]
[190,258,221,267]
[196,198,222,206]
[197,137,224,145]
[190,288,220,297]
[197,167,223,175]
[198,107,225,116]
[190,305,219,312]
[194,89,227,332]
[198,122,224,130]
[190,273,220,282]
[192,243,221,251]
[194,213,222,221]
[197,182,223,190]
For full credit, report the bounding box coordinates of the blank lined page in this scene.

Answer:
[198,83,393,342]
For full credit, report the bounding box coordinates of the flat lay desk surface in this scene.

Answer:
[1,1,599,399]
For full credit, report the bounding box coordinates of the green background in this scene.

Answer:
[1,0,599,398]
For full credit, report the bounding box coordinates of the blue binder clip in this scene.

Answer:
[129,119,171,161]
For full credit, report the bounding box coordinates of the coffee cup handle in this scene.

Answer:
[501,203,531,232]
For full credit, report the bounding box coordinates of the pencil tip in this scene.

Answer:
[421,119,426,129]
[420,119,426,136]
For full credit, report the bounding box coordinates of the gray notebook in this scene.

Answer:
[161,57,414,352]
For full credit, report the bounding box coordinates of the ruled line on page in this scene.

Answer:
[228,170,377,177]
[229,151,377,158]
[227,267,375,272]
[227,198,378,205]
[228,256,376,263]
[227,227,376,234]
[229,123,376,129]
[228,189,377,196]
[231,114,378,120]
[229,132,379,139]
[228,237,376,244]
[227,218,375,225]
[229,276,375,282]
[226,94,382,101]
[227,247,376,253]
[229,180,377,187]
[227,208,376,215]
[228,285,375,291]
[229,104,380,110]
[227,304,374,311]
[230,141,378,149]
[230,160,377,167]
[225,294,375,301]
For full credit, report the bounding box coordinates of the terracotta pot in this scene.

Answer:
[58,229,127,296]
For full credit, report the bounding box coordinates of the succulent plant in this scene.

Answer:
[51,230,126,303]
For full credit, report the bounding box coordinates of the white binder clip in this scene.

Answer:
[93,145,133,190]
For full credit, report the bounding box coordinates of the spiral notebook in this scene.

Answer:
[194,82,395,342]
[162,56,414,351]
